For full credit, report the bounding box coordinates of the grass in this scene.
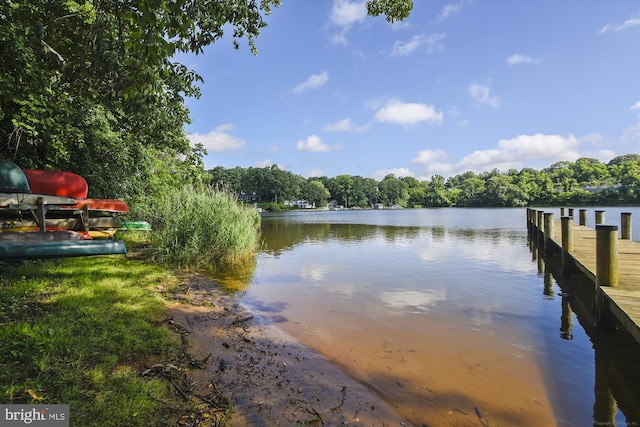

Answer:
[0,249,229,426]
[142,185,261,269]
[0,186,261,425]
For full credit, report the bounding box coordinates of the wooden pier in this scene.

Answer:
[527,208,640,342]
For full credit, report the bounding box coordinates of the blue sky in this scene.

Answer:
[181,0,640,180]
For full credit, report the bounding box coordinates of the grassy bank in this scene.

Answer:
[0,247,235,426]
[0,185,261,425]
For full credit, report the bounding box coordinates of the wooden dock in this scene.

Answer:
[527,209,640,342]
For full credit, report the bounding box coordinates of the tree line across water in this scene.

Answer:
[208,154,640,209]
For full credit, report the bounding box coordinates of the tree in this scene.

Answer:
[425,174,451,207]
[571,157,611,186]
[303,180,330,207]
[366,0,414,22]
[608,154,640,166]
[378,174,409,207]
[1,0,415,204]
[0,0,279,201]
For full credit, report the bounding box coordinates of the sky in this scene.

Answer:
[180,0,640,181]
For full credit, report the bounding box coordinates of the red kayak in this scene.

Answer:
[67,198,129,213]
[22,168,129,213]
[23,169,88,199]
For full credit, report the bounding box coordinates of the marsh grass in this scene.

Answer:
[144,185,261,269]
[0,256,194,426]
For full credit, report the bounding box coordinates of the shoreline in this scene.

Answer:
[165,273,409,426]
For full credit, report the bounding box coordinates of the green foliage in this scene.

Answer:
[0,0,280,200]
[304,180,331,207]
[366,0,414,23]
[145,184,261,269]
[207,154,639,209]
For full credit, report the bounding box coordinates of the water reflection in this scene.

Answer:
[531,239,640,426]
[378,289,447,314]
[213,208,640,426]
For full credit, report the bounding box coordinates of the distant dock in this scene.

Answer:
[527,208,640,342]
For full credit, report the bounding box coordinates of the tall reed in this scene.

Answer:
[145,185,261,269]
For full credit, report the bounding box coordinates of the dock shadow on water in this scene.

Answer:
[530,237,640,427]
[214,208,640,426]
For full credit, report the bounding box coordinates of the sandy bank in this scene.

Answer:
[163,274,409,426]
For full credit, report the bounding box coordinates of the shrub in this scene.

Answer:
[144,185,261,269]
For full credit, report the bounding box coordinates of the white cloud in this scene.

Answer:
[300,265,333,282]
[598,15,640,34]
[468,82,501,108]
[448,134,579,171]
[507,54,542,66]
[413,134,593,178]
[296,135,343,152]
[456,134,580,171]
[187,124,245,152]
[329,0,367,45]
[378,289,447,312]
[255,159,273,168]
[374,99,444,126]
[411,149,448,165]
[330,0,367,27]
[631,101,640,110]
[390,33,446,56]
[292,71,329,95]
[323,118,369,132]
[434,2,463,24]
[372,168,414,180]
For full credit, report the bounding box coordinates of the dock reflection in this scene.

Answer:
[531,239,640,426]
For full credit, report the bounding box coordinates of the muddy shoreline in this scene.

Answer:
[163,274,409,426]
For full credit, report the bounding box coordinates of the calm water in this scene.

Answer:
[218,207,640,426]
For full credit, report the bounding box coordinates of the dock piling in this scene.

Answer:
[595,210,605,225]
[621,213,632,240]
[544,213,554,252]
[596,225,618,288]
[579,209,587,226]
[561,216,573,276]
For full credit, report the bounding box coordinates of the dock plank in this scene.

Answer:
[547,218,640,341]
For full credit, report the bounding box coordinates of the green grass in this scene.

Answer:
[143,185,261,269]
[0,185,260,425]
[0,255,203,427]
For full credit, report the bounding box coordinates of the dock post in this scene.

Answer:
[596,225,618,287]
[621,212,632,240]
[561,216,573,276]
[595,210,605,225]
[568,208,574,218]
[530,209,538,234]
[579,209,587,226]
[560,207,566,216]
[544,213,554,253]
[537,210,545,243]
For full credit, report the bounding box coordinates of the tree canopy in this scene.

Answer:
[209,155,640,209]
[0,0,416,207]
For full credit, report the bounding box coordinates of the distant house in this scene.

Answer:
[327,200,345,210]
[373,203,384,209]
[238,191,258,202]
[286,199,315,209]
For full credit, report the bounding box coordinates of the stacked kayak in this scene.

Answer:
[0,159,129,261]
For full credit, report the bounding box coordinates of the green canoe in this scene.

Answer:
[120,220,151,231]
[0,240,127,261]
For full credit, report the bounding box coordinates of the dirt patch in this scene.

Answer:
[160,274,409,426]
